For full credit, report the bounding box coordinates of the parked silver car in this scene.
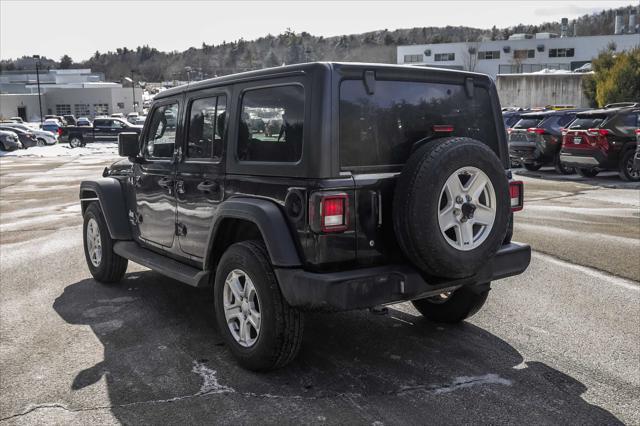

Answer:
[0,130,23,151]
[0,122,58,146]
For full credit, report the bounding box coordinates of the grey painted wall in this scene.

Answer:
[496,73,590,108]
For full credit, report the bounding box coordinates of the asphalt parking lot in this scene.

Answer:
[1,151,638,425]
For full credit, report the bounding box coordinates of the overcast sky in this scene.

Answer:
[1,0,636,61]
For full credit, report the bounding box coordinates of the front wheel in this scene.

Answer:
[69,136,83,148]
[576,168,599,178]
[524,162,542,171]
[619,150,640,182]
[214,240,304,371]
[83,202,128,283]
[411,285,489,323]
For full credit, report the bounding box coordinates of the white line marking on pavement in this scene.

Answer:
[533,251,640,291]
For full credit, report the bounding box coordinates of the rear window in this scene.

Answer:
[569,116,606,129]
[513,118,542,129]
[538,114,576,131]
[339,79,498,169]
[503,115,521,128]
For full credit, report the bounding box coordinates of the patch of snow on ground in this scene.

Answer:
[0,142,118,158]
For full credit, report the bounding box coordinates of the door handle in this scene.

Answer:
[197,181,218,193]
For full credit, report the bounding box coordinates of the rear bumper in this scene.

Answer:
[275,242,531,311]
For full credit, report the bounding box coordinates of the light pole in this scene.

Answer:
[33,55,43,125]
[124,71,137,112]
[185,66,192,84]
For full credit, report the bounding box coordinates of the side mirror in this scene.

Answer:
[118,132,140,158]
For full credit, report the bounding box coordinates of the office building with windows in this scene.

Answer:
[396,33,639,78]
[0,69,142,122]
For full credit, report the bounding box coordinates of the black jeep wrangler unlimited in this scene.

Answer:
[80,63,530,371]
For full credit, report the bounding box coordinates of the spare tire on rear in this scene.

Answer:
[393,137,510,279]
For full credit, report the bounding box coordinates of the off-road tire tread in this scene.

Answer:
[215,240,303,371]
[412,286,490,323]
[83,202,128,283]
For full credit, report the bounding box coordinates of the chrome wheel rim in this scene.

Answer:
[438,166,497,251]
[70,138,81,148]
[223,269,261,347]
[86,218,102,267]
[37,138,45,147]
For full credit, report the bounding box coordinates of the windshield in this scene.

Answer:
[339,79,498,169]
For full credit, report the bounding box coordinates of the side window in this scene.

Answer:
[615,113,639,136]
[187,95,227,160]
[94,119,108,128]
[143,103,178,159]
[237,85,304,162]
[112,120,125,128]
[557,115,575,128]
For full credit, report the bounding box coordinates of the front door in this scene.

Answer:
[176,94,227,258]
[93,118,113,141]
[135,101,180,248]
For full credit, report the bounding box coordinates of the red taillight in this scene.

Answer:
[527,127,545,135]
[587,128,609,137]
[320,194,348,233]
[57,128,63,136]
[432,124,454,133]
[509,181,524,212]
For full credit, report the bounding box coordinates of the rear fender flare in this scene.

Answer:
[79,178,131,240]
[204,197,302,270]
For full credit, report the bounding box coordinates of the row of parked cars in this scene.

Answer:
[504,103,640,181]
[0,112,147,151]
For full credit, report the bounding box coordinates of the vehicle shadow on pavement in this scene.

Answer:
[53,271,623,425]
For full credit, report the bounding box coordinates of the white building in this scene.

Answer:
[0,69,142,121]
[396,33,640,78]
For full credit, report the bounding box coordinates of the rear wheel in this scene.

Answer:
[36,138,46,147]
[524,162,542,171]
[412,286,490,323]
[554,152,575,175]
[619,150,640,182]
[69,136,83,148]
[83,202,128,283]
[576,168,599,178]
[214,240,304,371]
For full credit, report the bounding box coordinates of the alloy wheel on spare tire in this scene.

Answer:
[393,137,510,279]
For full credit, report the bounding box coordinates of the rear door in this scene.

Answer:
[134,100,180,248]
[175,92,228,259]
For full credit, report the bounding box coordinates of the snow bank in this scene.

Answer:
[0,142,118,158]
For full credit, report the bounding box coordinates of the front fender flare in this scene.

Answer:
[204,197,302,269]
[80,178,132,240]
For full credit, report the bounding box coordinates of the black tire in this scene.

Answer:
[83,202,128,283]
[576,168,599,178]
[619,149,640,182]
[69,136,83,148]
[0,142,6,151]
[524,162,542,171]
[36,138,46,147]
[412,285,489,323]
[554,152,574,175]
[393,137,510,279]
[214,240,304,371]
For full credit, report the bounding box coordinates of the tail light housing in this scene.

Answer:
[509,181,524,212]
[586,128,610,151]
[432,124,455,133]
[309,193,349,233]
[527,127,545,135]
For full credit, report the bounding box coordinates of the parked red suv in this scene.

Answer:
[560,106,639,181]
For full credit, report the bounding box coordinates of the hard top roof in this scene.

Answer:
[576,106,639,116]
[155,62,492,100]
[521,108,589,118]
